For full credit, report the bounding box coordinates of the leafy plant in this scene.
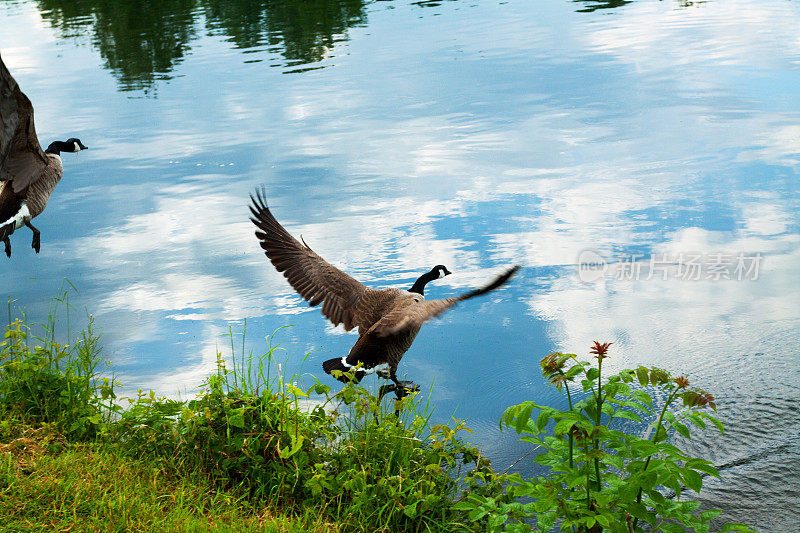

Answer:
[0,289,115,441]
[453,342,754,533]
[109,325,499,532]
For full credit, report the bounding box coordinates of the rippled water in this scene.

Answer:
[1,0,799,528]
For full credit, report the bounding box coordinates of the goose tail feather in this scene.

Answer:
[322,357,348,375]
[0,221,14,240]
[322,357,365,384]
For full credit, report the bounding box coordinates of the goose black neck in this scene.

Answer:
[45,141,72,155]
[409,271,437,295]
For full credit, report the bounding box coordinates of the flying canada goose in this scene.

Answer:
[249,189,520,394]
[0,53,88,258]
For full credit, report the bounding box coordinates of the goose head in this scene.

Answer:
[65,138,88,152]
[409,264,451,295]
[45,138,88,155]
[432,264,452,279]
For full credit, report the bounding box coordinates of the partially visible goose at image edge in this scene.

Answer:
[0,52,87,258]
[249,187,520,395]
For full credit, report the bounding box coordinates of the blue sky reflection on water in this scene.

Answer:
[1,0,799,528]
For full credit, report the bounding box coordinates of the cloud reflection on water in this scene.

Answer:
[1,0,799,527]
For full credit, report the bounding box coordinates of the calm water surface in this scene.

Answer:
[1,0,799,528]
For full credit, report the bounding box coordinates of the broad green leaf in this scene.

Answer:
[630,440,657,457]
[687,414,707,429]
[627,502,655,525]
[673,422,690,438]
[287,384,308,398]
[604,382,620,397]
[685,460,719,477]
[553,419,577,436]
[664,473,682,498]
[515,402,535,434]
[452,501,476,511]
[468,507,487,521]
[630,389,653,405]
[311,383,330,395]
[536,409,550,432]
[595,514,610,528]
[613,409,642,422]
[278,435,305,459]
[228,408,245,428]
[702,412,725,435]
[565,365,583,379]
[681,469,703,492]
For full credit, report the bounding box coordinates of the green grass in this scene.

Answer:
[0,427,337,532]
[0,293,501,533]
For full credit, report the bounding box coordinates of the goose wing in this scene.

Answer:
[369,265,520,336]
[0,53,48,192]
[250,188,385,332]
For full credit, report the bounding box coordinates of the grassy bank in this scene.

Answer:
[0,430,335,532]
[1,294,754,532]
[0,302,502,533]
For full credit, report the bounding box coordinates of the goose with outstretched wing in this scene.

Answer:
[249,188,519,394]
[0,53,87,258]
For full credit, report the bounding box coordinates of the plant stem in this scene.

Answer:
[631,388,678,530]
[593,356,603,493]
[564,377,575,469]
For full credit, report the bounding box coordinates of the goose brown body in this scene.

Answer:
[0,154,62,221]
[0,52,86,257]
[249,188,520,384]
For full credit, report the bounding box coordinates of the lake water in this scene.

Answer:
[1,0,798,528]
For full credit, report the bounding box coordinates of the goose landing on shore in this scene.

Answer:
[249,188,520,394]
[0,53,88,258]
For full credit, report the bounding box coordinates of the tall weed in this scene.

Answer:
[110,325,496,532]
[0,288,114,440]
[453,342,753,532]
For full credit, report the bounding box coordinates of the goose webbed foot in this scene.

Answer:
[378,383,398,402]
[25,221,40,253]
[394,380,419,398]
[3,237,10,258]
[380,380,419,400]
